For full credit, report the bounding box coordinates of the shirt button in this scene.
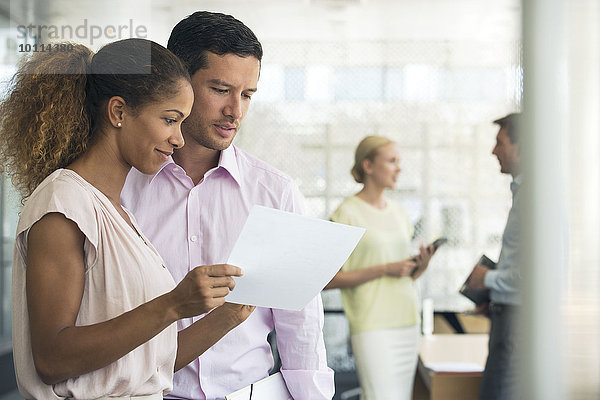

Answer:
[190,235,198,242]
[173,167,180,172]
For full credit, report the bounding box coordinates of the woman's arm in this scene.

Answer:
[324,258,417,290]
[26,212,240,385]
[174,303,255,371]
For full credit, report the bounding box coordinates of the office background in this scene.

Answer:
[0,0,597,399]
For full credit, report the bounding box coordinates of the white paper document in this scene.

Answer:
[424,362,484,373]
[226,205,365,310]
[225,372,292,400]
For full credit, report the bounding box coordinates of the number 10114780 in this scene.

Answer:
[18,43,75,53]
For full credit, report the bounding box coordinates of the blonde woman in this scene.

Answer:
[326,135,435,400]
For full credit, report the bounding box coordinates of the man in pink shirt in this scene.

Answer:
[121,11,334,400]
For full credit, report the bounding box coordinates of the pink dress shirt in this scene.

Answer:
[121,145,334,400]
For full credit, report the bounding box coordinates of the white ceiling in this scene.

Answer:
[36,0,520,49]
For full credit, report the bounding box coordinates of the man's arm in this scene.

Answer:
[272,297,334,399]
[483,198,521,296]
[484,267,520,295]
[469,262,519,296]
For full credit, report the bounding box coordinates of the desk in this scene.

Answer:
[418,334,488,400]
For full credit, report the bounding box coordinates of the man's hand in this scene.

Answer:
[475,302,490,317]
[468,264,489,290]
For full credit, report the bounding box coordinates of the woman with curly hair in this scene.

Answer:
[1,39,253,399]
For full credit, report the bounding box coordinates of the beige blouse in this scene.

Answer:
[330,196,418,335]
[12,169,177,399]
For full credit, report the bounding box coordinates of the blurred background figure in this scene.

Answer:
[469,113,522,400]
[325,135,436,400]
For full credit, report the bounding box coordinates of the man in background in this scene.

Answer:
[122,11,334,400]
[469,113,522,400]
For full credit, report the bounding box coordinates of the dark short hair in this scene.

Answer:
[493,113,520,144]
[167,11,263,76]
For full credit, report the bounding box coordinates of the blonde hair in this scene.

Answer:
[351,135,394,183]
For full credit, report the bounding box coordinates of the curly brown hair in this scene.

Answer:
[0,39,190,202]
[0,44,92,201]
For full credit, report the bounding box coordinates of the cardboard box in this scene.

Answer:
[418,334,488,400]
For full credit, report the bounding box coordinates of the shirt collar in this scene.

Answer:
[147,146,242,186]
[511,174,523,194]
[218,145,242,186]
[147,157,176,184]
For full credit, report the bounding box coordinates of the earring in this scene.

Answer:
[117,122,122,128]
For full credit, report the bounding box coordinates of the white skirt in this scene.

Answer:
[351,325,420,400]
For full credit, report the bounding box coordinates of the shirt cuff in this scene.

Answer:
[483,269,499,291]
[280,367,334,400]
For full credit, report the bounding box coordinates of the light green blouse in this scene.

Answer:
[331,195,419,334]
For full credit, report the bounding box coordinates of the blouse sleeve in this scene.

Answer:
[16,173,99,269]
